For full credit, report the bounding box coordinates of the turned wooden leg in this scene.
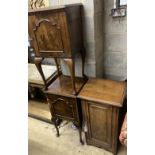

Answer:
[52,117,60,137]
[78,127,84,145]
[34,57,47,90]
[63,59,76,95]
[55,118,63,126]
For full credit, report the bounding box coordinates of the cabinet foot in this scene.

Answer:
[80,139,84,145]
[79,128,84,145]
[74,122,84,145]
[56,133,60,137]
[52,117,60,137]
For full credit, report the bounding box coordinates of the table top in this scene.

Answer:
[45,75,87,97]
[78,78,126,107]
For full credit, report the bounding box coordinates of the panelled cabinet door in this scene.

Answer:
[28,11,71,58]
[82,100,119,153]
[47,94,78,121]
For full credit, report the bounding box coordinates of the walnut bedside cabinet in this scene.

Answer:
[78,78,126,155]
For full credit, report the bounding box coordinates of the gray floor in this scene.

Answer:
[28,117,127,155]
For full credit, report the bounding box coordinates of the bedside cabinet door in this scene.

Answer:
[82,100,119,153]
[47,94,78,121]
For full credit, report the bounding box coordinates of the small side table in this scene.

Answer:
[45,75,87,144]
[78,78,126,155]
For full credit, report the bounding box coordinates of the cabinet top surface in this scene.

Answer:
[45,75,86,97]
[78,78,126,107]
[28,3,81,13]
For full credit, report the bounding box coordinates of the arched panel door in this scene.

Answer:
[28,9,72,58]
[47,94,78,121]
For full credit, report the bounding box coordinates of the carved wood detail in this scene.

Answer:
[33,19,60,31]
[33,18,64,51]
[49,97,75,119]
[51,98,73,108]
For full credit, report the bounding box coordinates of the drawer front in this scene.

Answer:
[28,11,71,58]
[47,94,78,121]
[82,100,119,153]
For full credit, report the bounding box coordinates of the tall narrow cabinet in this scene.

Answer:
[28,4,87,94]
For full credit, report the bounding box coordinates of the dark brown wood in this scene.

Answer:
[28,4,86,94]
[47,94,78,121]
[46,74,87,96]
[78,78,126,155]
[63,59,76,94]
[45,75,87,144]
[78,78,126,107]
[54,58,61,77]
[80,48,87,78]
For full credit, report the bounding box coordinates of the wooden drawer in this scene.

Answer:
[47,94,79,121]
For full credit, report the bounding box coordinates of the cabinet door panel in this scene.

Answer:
[89,104,112,144]
[33,14,63,51]
[87,102,112,146]
[28,11,71,57]
[47,94,78,121]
